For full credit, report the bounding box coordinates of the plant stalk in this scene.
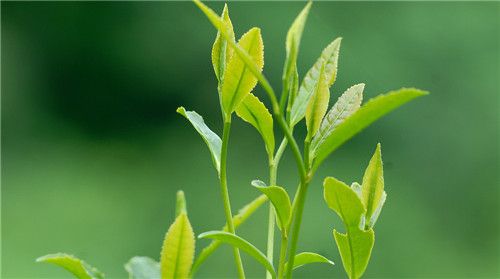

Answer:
[220,116,246,279]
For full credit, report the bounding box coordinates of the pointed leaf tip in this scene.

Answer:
[175,190,187,216]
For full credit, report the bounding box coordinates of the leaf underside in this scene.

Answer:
[36,253,104,279]
[253,185,291,234]
[125,257,160,279]
[361,143,386,228]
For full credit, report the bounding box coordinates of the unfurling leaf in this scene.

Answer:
[333,228,374,279]
[177,107,222,174]
[310,83,364,161]
[253,185,292,235]
[313,88,428,171]
[36,253,104,279]
[284,252,334,271]
[305,64,330,141]
[323,177,365,227]
[236,93,275,156]
[290,38,342,126]
[198,231,276,278]
[361,144,386,228]
[221,28,264,114]
[160,211,195,279]
[125,257,160,279]
[212,4,235,82]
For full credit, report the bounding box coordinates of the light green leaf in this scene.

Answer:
[253,185,292,235]
[175,190,187,217]
[284,252,334,271]
[323,177,365,227]
[160,212,195,279]
[236,93,275,156]
[333,228,374,279]
[125,257,160,279]
[199,231,276,278]
[221,28,264,114]
[177,107,222,174]
[310,83,364,161]
[305,64,330,140]
[290,38,342,126]
[361,144,386,228]
[211,4,234,82]
[36,253,104,279]
[313,88,428,170]
[251,179,267,187]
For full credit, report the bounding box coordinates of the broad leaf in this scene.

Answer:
[333,228,374,279]
[323,177,365,227]
[284,252,334,271]
[313,88,428,170]
[236,93,275,156]
[221,28,264,114]
[290,38,342,126]
[211,4,234,82]
[199,231,276,278]
[361,144,386,228]
[125,257,160,279]
[177,107,222,174]
[36,253,104,279]
[305,64,330,140]
[253,185,291,235]
[310,83,364,161]
[160,213,195,279]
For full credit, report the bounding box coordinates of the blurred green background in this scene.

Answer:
[2,2,499,278]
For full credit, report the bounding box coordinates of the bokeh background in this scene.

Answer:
[2,2,499,278]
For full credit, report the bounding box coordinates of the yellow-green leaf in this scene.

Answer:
[211,4,234,82]
[236,93,274,156]
[333,228,374,279]
[160,212,195,279]
[361,144,386,228]
[253,185,291,235]
[36,253,104,279]
[305,63,330,140]
[313,88,428,171]
[221,28,264,114]
[323,177,365,227]
[284,252,334,271]
[290,38,342,126]
[125,257,160,279]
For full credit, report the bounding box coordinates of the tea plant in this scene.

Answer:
[37,1,427,279]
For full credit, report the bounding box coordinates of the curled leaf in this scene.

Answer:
[284,252,334,271]
[211,4,235,82]
[36,253,104,279]
[360,144,386,228]
[253,185,292,235]
[305,63,330,141]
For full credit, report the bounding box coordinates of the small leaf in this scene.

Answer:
[333,228,374,279]
[36,253,104,279]
[251,179,267,187]
[305,64,330,140]
[175,190,187,217]
[253,185,292,234]
[199,231,276,278]
[323,177,365,227]
[290,38,342,126]
[310,84,364,161]
[160,212,195,279]
[125,257,160,279]
[361,144,386,228]
[221,28,264,114]
[284,252,334,271]
[236,93,275,156]
[211,4,234,82]
[177,107,222,174]
[313,88,428,170]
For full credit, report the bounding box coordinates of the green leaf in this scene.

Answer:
[323,177,365,227]
[361,144,386,228]
[177,107,222,174]
[36,253,104,279]
[175,190,187,217]
[211,4,234,82]
[236,93,274,156]
[305,64,330,140]
[125,257,160,279]
[290,38,342,126]
[333,228,374,279]
[251,179,267,187]
[253,185,292,235]
[199,231,276,278]
[160,212,195,279]
[313,88,428,170]
[310,83,364,161]
[284,252,334,271]
[221,28,264,114]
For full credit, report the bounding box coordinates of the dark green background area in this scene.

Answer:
[2,2,499,278]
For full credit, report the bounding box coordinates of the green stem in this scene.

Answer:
[220,116,246,279]
[277,233,288,279]
[265,157,277,279]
